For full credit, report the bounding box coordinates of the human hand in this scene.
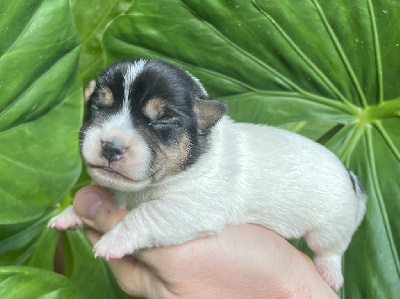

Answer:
[73,185,339,299]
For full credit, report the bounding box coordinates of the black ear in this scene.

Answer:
[194,99,228,135]
[84,80,96,102]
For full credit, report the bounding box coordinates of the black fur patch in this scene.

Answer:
[127,60,205,169]
[349,170,356,191]
[347,168,366,196]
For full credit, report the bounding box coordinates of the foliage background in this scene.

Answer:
[0,0,399,298]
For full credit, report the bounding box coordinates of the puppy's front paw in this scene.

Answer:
[93,223,136,260]
[48,206,83,231]
[314,255,343,291]
[316,265,344,291]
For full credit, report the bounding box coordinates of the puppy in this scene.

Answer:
[49,59,366,291]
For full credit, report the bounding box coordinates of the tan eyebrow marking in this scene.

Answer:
[98,87,114,106]
[143,98,166,120]
[84,80,96,102]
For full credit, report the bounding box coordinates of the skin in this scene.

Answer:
[73,184,339,299]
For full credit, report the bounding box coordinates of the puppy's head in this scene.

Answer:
[80,59,227,191]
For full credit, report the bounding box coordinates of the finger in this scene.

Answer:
[84,227,172,298]
[73,185,129,234]
[137,224,311,277]
[107,256,175,299]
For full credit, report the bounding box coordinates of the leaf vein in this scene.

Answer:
[178,0,306,93]
[78,1,121,46]
[366,126,400,280]
[109,38,257,93]
[373,121,400,163]
[0,44,81,132]
[366,0,384,104]
[252,0,353,107]
[0,0,46,65]
[311,0,368,107]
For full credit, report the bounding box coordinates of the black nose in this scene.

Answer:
[101,141,126,163]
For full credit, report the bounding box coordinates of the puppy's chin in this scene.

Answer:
[87,166,152,192]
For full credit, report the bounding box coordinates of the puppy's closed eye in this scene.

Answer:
[153,114,181,126]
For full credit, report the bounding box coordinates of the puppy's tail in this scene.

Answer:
[348,170,367,227]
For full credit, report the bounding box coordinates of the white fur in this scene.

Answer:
[124,59,147,102]
[93,116,366,290]
[186,71,208,96]
[52,115,366,290]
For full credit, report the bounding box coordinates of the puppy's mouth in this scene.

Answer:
[87,164,143,183]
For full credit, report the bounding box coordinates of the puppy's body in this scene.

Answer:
[49,59,366,291]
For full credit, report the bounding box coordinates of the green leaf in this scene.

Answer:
[0,0,83,224]
[0,0,92,297]
[0,266,83,299]
[103,0,400,297]
[0,212,58,270]
[62,230,134,299]
[71,0,134,85]
[1,2,133,298]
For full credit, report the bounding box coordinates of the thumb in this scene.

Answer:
[73,185,128,233]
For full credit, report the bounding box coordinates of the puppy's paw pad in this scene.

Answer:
[48,207,83,231]
[93,224,135,260]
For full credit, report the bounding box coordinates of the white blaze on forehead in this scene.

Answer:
[106,101,132,135]
[100,59,147,138]
[124,59,147,102]
[102,59,147,133]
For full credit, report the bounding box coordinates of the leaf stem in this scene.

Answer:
[359,97,400,123]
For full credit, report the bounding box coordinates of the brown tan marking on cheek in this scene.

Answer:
[99,87,114,106]
[151,133,192,181]
[143,98,166,121]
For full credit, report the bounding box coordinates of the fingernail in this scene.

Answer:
[75,190,102,220]
[89,200,102,219]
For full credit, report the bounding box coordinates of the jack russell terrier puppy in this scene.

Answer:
[49,59,367,291]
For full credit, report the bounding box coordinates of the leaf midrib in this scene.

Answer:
[0,0,45,65]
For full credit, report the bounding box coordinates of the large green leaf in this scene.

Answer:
[0,0,82,224]
[102,0,400,297]
[62,230,133,299]
[71,0,133,85]
[0,0,82,274]
[2,0,399,298]
[0,1,135,298]
[0,211,58,269]
[0,266,83,299]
